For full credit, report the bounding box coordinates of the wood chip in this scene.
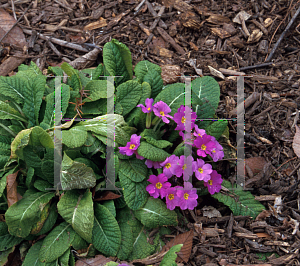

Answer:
[83,19,107,31]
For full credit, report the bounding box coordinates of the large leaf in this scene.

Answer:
[118,172,148,210]
[103,39,133,86]
[57,190,94,243]
[212,180,265,218]
[39,222,76,263]
[191,76,220,119]
[29,126,54,149]
[137,141,170,162]
[92,203,121,256]
[143,68,163,99]
[0,100,27,122]
[61,152,96,190]
[0,75,25,104]
[5,192,55,238]
[62,127,88,148]
[22,75,46,127]
[116,80,142,116]
[205,119,228,140]
[61,63,81,90]
[10,128,32,159]
[82,80,114,102]
[119,158,148,182]
[134,60,161,83]
[0,222,23,251]
[134,198,178,228]
[22,240,45,266]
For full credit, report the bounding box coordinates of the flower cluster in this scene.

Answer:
[118,98,225,211]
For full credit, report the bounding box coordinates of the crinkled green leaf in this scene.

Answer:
[103,39,133,86]
[82,80,114,102]
[39,222,76,263]
[61,63,81,90]
[10,128,32,159]
[61,153,96,190]
[58,248,70,266]
[144,136,173,149]
[0,75,25,104]
[205,120,228,140]
[212,180,265,218]
[134,60,161,83]
[137,141,170,162]
[119,158,148,182]
[118,172,148,210]
[5,192,55,238]
[134,198,178,228]
[102,200,116,217]
[116,80,142,116]
[143,68,163,99]
[62,127,88,148]
[0,100,27,122]
[71,232,88,250]
[57,190,94,243]
[159,244,183,266]
[116,221,133,260]
[36,202,58,236]
[92,203,121,256]
[30,202,51,234]
[33,180,52,192]
[0,222,23,251]
[22,240,45,266]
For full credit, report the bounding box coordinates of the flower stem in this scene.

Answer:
[0,123,16,137]
[151,116,160,126]
[146,113,151,128]
[153,118,162,132]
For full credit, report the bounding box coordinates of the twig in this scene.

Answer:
[0,1,33,44]
[53,0,73,11]
[22,28,89,52]
[265,3,300,62]
[11,0,17,20]
[239,62,275,71]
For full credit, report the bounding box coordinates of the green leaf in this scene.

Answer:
[134,60,161,83]
[0,168,15,198]
[33,180,52,192]
[61,152,96,190]
[92,64,104,80]
[212,180,265,218]
[118,172,148,210]
[58,248,70,266]
[5,192,55,238]
[22,240,45,266]
[92,203,121,256]
[103,39,133,86]
[62,127,88,148]
[36,202,58,236]
[134,198,178,228]
[0,100,27,122]
[116,220,133,260]
[102,200,116,217]
[143,68,163,99]
[82,80,114,102]
[10,128,32,159]
[61,63,81,90]
[39,222,76,263]
[116,80,142,116]
[154,83,185,116]
[57,190,94,243]
[144,136,173,149]
[192,76,220,119]
[71,233,88,250]
[160,244,183,266]
[0,75,25,104]
[30,202,51,234]
[29,126,54,149]
[137,141,170,162]
[22,75,46,127]
[119,158,148,182]
[205,120,228,140]
[0,222,23,251]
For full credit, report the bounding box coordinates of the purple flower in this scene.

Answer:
[153,101,173,124]
[192,158,213,182]
[208,136,224,162]
[137,98,154,113]
[176,182,198,210]
[119,134,141,156]
[175,155,194,180]
[134,150,144,160]
[145,159,163,169]
[160,154,179,178]
[146,173,171,198]
[173,105,197,131]
[165,187,180,210]
[194,134,216,158]
[193,125,206,138]
[204,170,223,195]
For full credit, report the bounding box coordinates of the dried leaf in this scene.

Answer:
[161,65,181,84]
[6,170,20,207]
[75,254,112,266]
[202,206,222,218]
[162,230,193,263]
[292,125,300,157]
[93,191,122,201]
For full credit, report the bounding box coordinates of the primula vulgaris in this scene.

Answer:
[118,134,141,156]
[137,98,153,113]
[192,158,213,182]
[153,101,173,123]
[145,159,163,169]
[176,182,198,210]
[208,136,224,162]
[194,134,216,157]
[173,105,197,131]
[175,155,194,180]
[193,125,206,138]
[146,173,171,198]
[160,154,179,178]
[165,187,180,210]
[204,170,223,194]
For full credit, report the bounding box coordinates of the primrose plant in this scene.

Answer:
[0,39,266,265]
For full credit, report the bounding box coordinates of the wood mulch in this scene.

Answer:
[1,0,300,265]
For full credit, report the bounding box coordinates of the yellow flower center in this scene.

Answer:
[165,163,171,169]
[168,194,174,200]
[156,182,162,189]
[198,168,203,173]
[147,107,151,111]
[184,193,189,200]
[208,180,213,185]
[201,144,206,150]
[198,133,202,137]
[182,164,187,170]
[212,149,216,153]
[181,117,186,123]
[129,144,135,149]
[160,111,165,116]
